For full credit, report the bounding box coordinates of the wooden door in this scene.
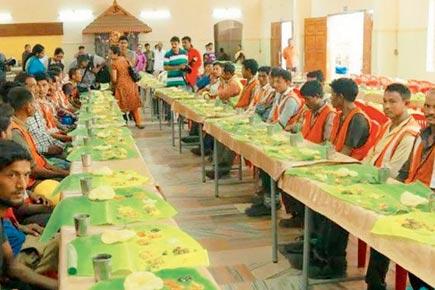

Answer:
[304,17,327,76]
[214,20,243,61]
[271,22,282,67]
[362,12,373,74]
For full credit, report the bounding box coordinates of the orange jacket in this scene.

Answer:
[235,78,259,109]
[271,90,305,131]
[39,102,57,129]
[11,120,48,187]
[405,136,434,186]
[372,118,420,168]
[330,107,376,160]
[302,104,335,144]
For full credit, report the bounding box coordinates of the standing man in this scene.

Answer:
[144,43,155,74]
[153,42,164,76]
[164,36,188,88]
[118,36,136,65]
[283,38,296,72]
[182,36,202,89]
[22,44,32,71]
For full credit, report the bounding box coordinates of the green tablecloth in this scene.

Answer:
[41,187,177,242]
[90,267,218,290]
[371,211,435,245]
[66,143,138,161]
[52,170,150,196]
[69,224,209,276]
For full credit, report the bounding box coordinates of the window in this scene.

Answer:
[427,0,435,72]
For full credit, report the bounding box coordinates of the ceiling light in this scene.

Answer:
[212,8,242,20]
[58,9,93,22]
[140,10,171,20]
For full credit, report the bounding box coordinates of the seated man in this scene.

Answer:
[245,68,304,217]
[0,140,58,290]
[364,84,427,290]
[194,62,213,92]
[197,61,224,98]
[204,62,247,179]
[8,87,69,182]
[66,68,82,108]
[288,78,373,279]
[20,74,67,160]
[234,59,259,109]
[246,66,274,115]
[279,80,335,229]
[0,99,53,227]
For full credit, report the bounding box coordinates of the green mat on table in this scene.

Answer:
[371,211,435,246]
[66,143,138,161]
[72,135,135,147]
[52,170,150,196]
[90,267,218,290]
[68,126,131,137]
[262,143,323,161]
[41,187,177,242]
[311,180,431,215]
[68,224,209,276]
[286,163,379,185]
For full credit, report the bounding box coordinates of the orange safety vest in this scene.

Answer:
[301,104,335,144]
[11,120,48,187]
[405,136,434,186]
[39,103,57,129]
[271,90,305,131]
[373,118,420,168]
[330,107,375,161]
[235,79,259,109]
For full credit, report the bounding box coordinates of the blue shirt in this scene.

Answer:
[26,56,46,75]
[3,219,25,256]
[196,75,211,90]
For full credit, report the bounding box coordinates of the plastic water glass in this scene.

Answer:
[81,154,92,168]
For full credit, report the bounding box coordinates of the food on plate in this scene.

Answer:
[335,167,359,177]
[124,271,164,290]
[117,206,140,219]
[88,186,116,200]
[400,191,428,207]
[101,229,136,244]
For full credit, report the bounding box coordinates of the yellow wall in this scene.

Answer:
[0,35,62,65]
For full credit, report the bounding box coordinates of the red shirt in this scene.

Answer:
[186,47,202,86]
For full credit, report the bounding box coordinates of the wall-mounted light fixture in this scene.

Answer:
[0,12,13,23]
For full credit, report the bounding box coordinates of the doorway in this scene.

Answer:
[214,20,243,61]
[271,21,293,67]
[327,11,365,79]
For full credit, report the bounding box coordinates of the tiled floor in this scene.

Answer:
[132,120,397,290]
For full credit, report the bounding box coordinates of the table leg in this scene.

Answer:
[238,156,243,181]
[214,138,219,197]
[302,205,312,289]
[159,99,163,130]
[171,111,175,147]
[178,116,182,154]
[199,124,206,183]
[271,177,278,263]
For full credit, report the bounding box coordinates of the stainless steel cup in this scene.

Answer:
[83,137,90,146]
[289,133,299,146]
[92,254,112,282]
[73,213,90,237]
[85,120,91,129]
[377,167,390,184]
[267,125,274,136]
[80,177,92,196]
[87,128,94,137]
[81,154,92,168]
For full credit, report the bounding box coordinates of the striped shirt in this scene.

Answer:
[164,48,188,87]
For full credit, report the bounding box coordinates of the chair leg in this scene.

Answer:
[395,265,407,290]
[357,239,367,268]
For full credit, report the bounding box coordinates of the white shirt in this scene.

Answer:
[153,49,165,72]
